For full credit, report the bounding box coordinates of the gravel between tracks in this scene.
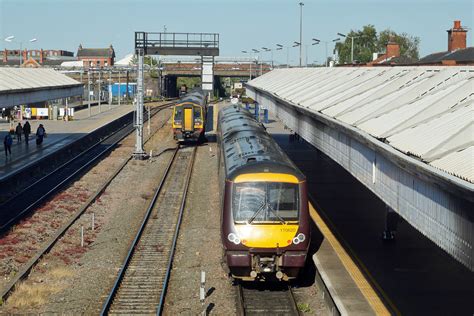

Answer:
[163,142,237,315]
[0,107,175,314]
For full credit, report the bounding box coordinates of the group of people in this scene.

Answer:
[3,121,46,157]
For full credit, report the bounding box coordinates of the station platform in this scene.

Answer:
[0,103,133,182]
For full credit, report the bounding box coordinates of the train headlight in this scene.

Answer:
[228,233,241,245]
[293,233,306,245]
[297,233,306,242]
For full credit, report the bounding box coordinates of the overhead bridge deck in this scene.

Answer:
[246,66,473,270]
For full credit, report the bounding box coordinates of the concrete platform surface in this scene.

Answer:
[0,104,133,181]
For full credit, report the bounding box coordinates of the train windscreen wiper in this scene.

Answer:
[267,204,286,224]
[248,202,266,225]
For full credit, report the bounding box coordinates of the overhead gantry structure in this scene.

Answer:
[133,32,219,159]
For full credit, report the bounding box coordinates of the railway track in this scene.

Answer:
[237,283,300,315]
[0,102,173,233]
[0,103,173,303]
[101,145,196,315]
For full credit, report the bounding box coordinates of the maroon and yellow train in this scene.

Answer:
[217,104,310,281]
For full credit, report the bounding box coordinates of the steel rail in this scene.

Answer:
[237,283,300,316]
[0,104,173,303]
[100,145,181,315]
[156,145,197,314]
[0,102,173,233]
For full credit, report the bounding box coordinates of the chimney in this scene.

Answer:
[447,20,467,51]
[386,38,400,58]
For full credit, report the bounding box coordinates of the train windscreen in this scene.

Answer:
[232,182,299,223]
[174,106,182,124]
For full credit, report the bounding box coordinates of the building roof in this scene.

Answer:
[77,47,115,58]
[418,47,474,64]
[247,66,474,183]
[0,68,81,94]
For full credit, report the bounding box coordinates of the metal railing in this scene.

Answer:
[135,32,219,51]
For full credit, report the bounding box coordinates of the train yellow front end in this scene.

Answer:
[172,89,207,142]
[218,105,310,282]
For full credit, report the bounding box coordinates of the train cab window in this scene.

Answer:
[232,182,299,223]
[174,107,183,124]
[194,107,202,123]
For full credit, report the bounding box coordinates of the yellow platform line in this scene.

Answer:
[309,202,392,316]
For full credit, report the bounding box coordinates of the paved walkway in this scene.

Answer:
[0,103,133,181]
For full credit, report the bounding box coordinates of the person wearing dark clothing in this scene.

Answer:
[4,131,13,157]
[23,121,31,143]
[36,124,46,145]
[15,123,22,143]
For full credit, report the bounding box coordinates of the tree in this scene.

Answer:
[129,55,160,78]
[335,25,420,64]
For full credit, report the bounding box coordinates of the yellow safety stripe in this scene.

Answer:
[234,173,299,183]
[309,202,394,316]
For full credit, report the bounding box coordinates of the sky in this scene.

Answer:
[0,0,473,65]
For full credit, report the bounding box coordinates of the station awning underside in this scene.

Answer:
[246,66,473,270]
[0,68,83,107]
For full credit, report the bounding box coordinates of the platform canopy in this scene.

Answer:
[247,66,474,270]
[248,66,473,186]
[0,68,83,108]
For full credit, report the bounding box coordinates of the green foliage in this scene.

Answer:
[177,77,201,89]
[297,302,311,313]
[335,25,420,64]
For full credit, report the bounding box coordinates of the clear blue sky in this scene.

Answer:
[1,0,472,65]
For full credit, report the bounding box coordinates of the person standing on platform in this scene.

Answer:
[23,121,31,144]
[15,123,22,143]
[36,124,46,145]
[4,130,13,157]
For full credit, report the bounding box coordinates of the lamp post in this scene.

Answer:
[241,50,252,80]
[4,36,37,66]
[262,47,273,69]
[312,38,340,67]
[276,44,288,68]
[337,32,360,63]
[252,49,261,76]
[293,42,301,68]
[298,2,304,67]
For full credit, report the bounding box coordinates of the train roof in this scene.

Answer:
[218,104,305,181]
[177,88,206,105]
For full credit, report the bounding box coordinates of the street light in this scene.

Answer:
[276,44,289,68]
[312,37,340,67]
[261,47,273,69]
[241,50,253,80]
[337,32,360,63]
[298,2,304,67]
[4,36,37,66]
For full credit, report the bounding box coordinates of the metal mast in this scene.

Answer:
[133,48,146,159]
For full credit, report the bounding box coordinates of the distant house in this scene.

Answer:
[77,44,115,69]
[418,20,473,66]
[0,49,75,67]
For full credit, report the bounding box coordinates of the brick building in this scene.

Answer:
[77,44,115,69]
[0,49,75,67]
[418,20,473,66]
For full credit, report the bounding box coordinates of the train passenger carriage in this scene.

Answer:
[172,89,207,142]
[217,104,310,281]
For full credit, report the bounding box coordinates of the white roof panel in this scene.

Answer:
[247,66,474,183]
[0,68,80,93]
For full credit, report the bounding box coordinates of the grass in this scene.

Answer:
[6,267,73,309]
[297,302,312,313]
